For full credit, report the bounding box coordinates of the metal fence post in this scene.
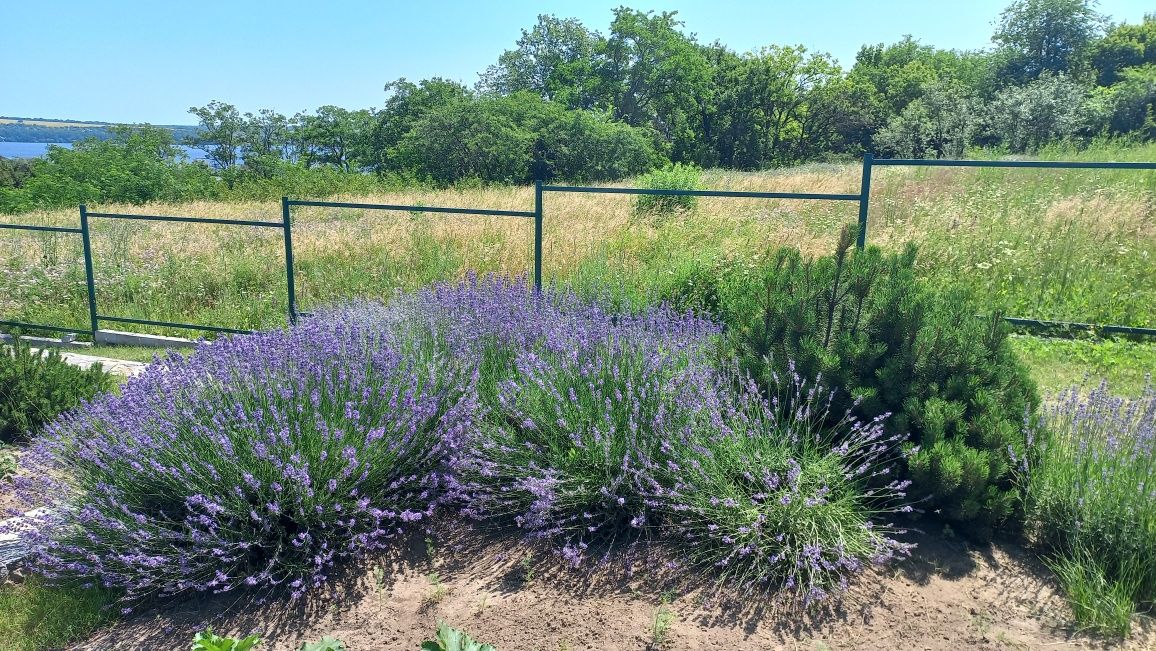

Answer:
[857,153,873,249]
[533,180,543,292]
[282,197,298,326]
[79,204,99,337]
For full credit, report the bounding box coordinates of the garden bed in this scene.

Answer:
[66,523,1153,650]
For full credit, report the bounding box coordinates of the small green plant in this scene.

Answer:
[519,554,535,585]
[299,637,347,651]
[0,443,16,481]
[191,627,261,651]
[421,622,496,651]
[1048,549,1139,638]
[650,603,676,647]
[634,163,702,216]
[371,565,386,594]
[0,336,115,443]
[424,572,448,606]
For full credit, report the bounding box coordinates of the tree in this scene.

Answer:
[297,106,374,172]
[1095,64,1156,137]
[992,0,1106,83]
[12,125,216,208]
[395,101,532,184]
[596,9,712,161]
[240,109,289,178]
[478,14,602,109]
[1089,14,1156,85]
[186,101,245,170]
[874,81,976,158]
[371,78,473,173]
[987,73,1091,151]
[242,109,289,158]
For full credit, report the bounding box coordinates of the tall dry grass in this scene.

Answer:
[1,146,1153,334]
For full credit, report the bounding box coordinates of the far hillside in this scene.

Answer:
[0,117,199,144]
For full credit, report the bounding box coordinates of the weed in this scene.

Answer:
[650,603,676,647]
[425,572,449,606]
[519,554,535,585]
[371,565,386,595]
[191,627,261,651]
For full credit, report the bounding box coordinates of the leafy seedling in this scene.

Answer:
[421,621,496,651]
[299,636,347,651]
[191,627,261,651]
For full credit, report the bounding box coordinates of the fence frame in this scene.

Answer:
[282,195,540,322]
[0,220,91,336]
[1,152,1154,340]
[859,156,1156,337]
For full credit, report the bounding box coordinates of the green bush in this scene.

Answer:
[714,226,1039,539]
[0,337,114,443]
[634,163,702,216]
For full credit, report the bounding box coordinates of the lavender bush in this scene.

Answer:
[454,336,722,559]
[10,315,476,601]
[654,370,912,600]
[1022,380,1156,635]
[6,274,911,605]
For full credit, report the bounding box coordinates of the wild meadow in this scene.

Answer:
[2,141,1153,338]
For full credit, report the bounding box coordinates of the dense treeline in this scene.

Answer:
[1,0,1153,212]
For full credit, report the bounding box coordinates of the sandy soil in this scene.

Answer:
[67,522,1153,651]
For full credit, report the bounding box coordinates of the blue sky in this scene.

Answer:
[2,0,1152,125]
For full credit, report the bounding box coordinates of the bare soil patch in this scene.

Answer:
[67,523,1153,651]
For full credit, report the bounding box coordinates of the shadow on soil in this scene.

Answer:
[74,516,1067,649]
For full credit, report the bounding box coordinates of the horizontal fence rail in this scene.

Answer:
[1,154,1153,342]
[0,223,84,234]
[540,185,863,201]
[286,198,536,219]
[872,159,1156,170]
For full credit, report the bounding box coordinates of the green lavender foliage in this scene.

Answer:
[1022,381,1156,636]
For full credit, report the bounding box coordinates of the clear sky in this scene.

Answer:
[2,0,1152,125]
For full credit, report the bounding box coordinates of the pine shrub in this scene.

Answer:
[0,337,114,443]
[717,226,1039,538]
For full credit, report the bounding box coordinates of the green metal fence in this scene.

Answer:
[1,153,1153,340]
[861,156,1156,337]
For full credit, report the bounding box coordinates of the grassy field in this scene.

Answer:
[1,141,1153,376]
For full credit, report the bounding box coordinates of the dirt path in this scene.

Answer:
[68,525,1153,651]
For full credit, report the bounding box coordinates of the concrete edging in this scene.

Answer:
[93,329,196,348]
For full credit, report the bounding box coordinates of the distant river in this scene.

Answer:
[0,141,212,162]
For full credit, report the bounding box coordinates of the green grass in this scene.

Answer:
[0,577,117,651]
[83,344,184,363]
[1011,336,1156,397]
[1048,549,1142,638]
